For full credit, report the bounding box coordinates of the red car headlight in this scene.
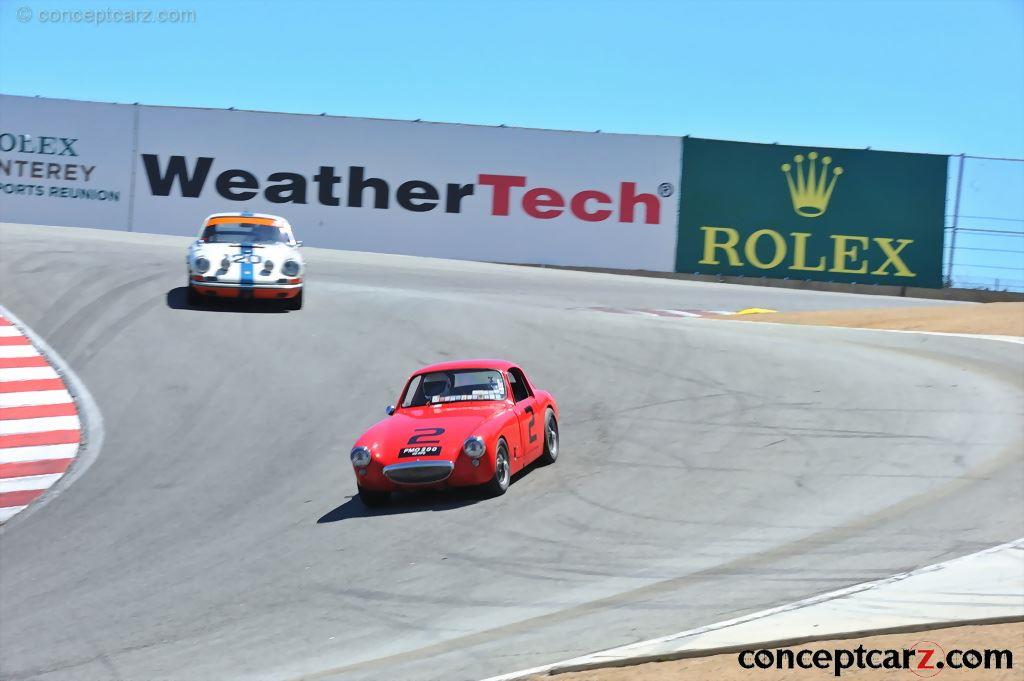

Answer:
[463,436,486,459]
[350,446,372,467]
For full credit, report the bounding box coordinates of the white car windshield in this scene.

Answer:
[201,223,290,244]
[402,369,507,407]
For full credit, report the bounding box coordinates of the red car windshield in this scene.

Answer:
[402,369,507,407]
[201,223,289,244]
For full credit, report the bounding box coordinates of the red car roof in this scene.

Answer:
[413,359,518,374]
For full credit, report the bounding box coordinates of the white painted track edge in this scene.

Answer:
[479,538,1024,681]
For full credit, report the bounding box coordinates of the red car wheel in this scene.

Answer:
[483,440,511,496]
[537,409,559,465]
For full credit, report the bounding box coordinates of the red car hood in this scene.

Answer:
[357,402,506,464]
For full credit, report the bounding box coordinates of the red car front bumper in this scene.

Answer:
[355,455,495,491]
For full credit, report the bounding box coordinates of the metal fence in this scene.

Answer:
[944,154,1024,292]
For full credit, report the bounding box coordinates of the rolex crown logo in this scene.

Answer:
[780,151,843,218]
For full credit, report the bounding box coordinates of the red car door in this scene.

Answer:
[508,368,541,463]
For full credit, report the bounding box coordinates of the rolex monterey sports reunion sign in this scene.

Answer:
[0,95,949,286]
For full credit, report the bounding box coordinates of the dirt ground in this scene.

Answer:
[533,621,1024,680]
[722,302,1024,337]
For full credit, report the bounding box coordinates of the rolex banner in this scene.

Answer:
[676,138,948,288]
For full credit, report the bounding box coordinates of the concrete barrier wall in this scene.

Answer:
[0,97,133,230]
[0,95,681,271]
[517,264,1024,302]
[2,95,966,291]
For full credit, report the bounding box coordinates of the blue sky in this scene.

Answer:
[1,0,1022,287]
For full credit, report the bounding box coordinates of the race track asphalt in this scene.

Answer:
[1,223,1021,681]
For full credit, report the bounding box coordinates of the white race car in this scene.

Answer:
[186,212,305,310]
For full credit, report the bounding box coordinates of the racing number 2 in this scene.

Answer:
[524,406,537,443]
[408,428,444,445]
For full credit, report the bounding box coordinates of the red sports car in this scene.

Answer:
[349,359,559,506]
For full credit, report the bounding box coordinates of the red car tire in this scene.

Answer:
[482,439,511,497]
[537,409,559,466]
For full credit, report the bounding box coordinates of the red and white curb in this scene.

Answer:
[584,308,1024,345]
[581,306,738,318]
[0,313,82,523]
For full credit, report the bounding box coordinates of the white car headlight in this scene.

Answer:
[282,260,300,276]
[350,446,372,468]
[463,436,486,459]
[194,257,210,274]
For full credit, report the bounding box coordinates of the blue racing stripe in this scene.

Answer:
[239,244,254,299]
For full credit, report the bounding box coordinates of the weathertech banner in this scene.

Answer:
[132,105,681,270]
[675,138,948,288]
